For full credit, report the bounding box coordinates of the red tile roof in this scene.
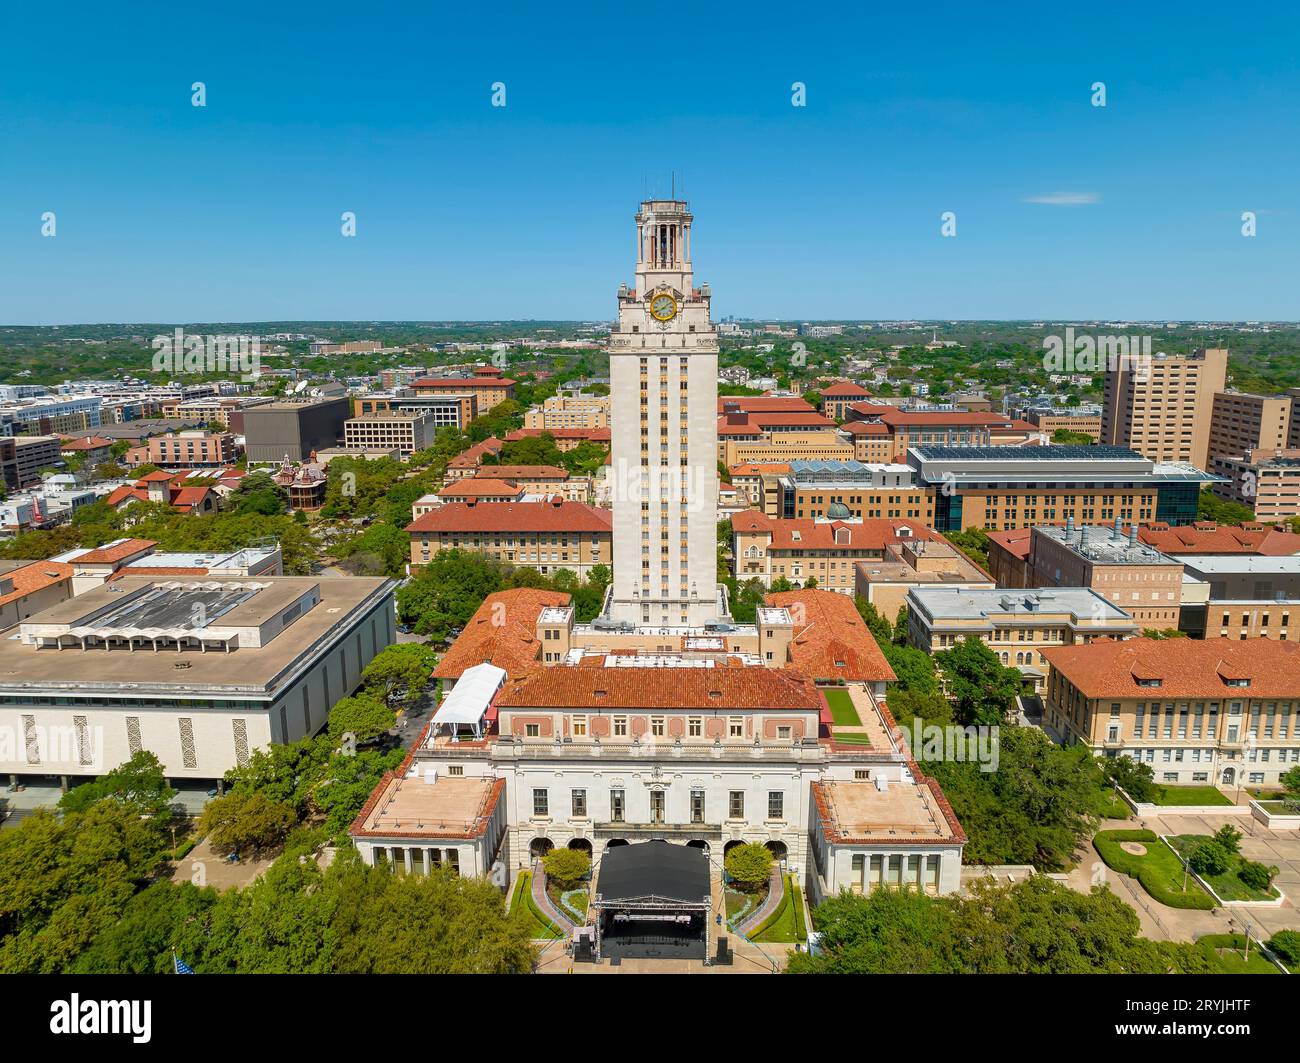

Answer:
[0,560,73,607]
[447,438,504,468]
[839,420,890,436]
[413,376,515,389]
[438,479,523,497]
[1042,637,1300,698]
[505,427,612,442]
[477,465,568,479]
[432,588,571,681]
[60,436,114,450]
[820,382,871,396]
[406,500,612,534]
[732,510,938,552]
[1137,523,1300,556]
[728,462,791,476]
[73,539,157,565]
[765,588,896,683]
[986,528,1034,561]
[495,666,822,710]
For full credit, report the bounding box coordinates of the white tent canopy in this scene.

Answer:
[430,663,506,736]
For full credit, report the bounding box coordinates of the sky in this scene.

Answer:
[1,0,1298,324]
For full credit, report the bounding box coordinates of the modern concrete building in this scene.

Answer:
[760,460,933,523]
[242,397,350,463]
[853,537,995,619]
[1101,347,1227,469]
[905,586,1138,689]
[0,575,395,788]
[1043,637,1300,788]
[343,410,438,456]
[607,199,721,627]
[0,435,63,490]
[1208,391,1292,469]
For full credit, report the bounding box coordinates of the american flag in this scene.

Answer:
[173,953,195,975]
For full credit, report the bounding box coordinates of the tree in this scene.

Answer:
[196,792,296,856]
[397,549,506,640]
[935,636,1023,726]
[1051,429,1096,445]
[1100,755,1157,803]
[335,522,409,578]
[228,471,287,516]
[361,644,438,707]
[854,596,893,644]
[926,727,1104,870]
[892,603,909,645]
[787,874,1213,974]
[1212,823,1243,855]
[542,847,590,889]
[724,842,774,891]
[880,643,939,695]
[327,694,396,741]
[1197,488,1254,525]
[1188,839,1231,877]
[59,750,176,818]
[886,687,952,730]
[329,859,535,974]
[1267,929,1300,966]
[1141,627,1187,640]
[67,881,217,974]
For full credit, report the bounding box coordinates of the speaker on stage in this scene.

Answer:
[716,936,732,965]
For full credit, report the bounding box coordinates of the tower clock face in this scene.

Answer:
[649,292,678,322]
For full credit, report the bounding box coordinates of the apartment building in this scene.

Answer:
[143,430,237,468]
[906,586,1138,689]
[1210,449,1300,520]
[0,435,64,490]
[1207,391,1292,469]
[1019,407,1103,442]
[406,499,612,577]
[159,395,274,429]
[1042,637,1300,787]
[523,392,610,430]
[309,340,383,355]
[1101,347,1227,469]
[343,411,437,456]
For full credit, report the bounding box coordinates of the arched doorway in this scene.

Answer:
[765,840,788,863]
[605,838,629,853]
[529,837,554,860]
[722,840,746,858]
[1221,767,1236,785]
[686,839,711,857]
[567,838,593,857]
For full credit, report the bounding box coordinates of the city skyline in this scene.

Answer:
[2,2,1299,324]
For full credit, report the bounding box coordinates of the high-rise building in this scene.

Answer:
[607,200,720,626]
[1100,347,1227,469]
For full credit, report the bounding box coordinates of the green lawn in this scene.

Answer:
[1196,934,1281,974]
[725,887,758,927]
[1095,789,1132,820]
[509,872,563,940]
[1166,835,1281,902]
[751,874,809,944]
[822,687,861,726]
[1150,784,1233,807]
[1093,829,1215,910]
[830,731,871,745]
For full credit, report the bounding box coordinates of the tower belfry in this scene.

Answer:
[606,199,721,627]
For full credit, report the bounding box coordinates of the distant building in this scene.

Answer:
[1101,347,1227,469]
[140,430,237,469]
[1210,449,1300,520]
[343,411,438,456]
[0,435,63,490]
[411,366,516,412]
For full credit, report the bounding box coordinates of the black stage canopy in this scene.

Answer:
[597,840,710,904]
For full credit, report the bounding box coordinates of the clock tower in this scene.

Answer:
[606,199,722,628]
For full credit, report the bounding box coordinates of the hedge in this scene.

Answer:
[1093,829,1216,911]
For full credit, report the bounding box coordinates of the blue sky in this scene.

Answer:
[2,1,1297,324]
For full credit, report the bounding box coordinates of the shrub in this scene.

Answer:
[1237,860,1278,892]
[725,842,775,892]
[1188,839,1231,877]
[541,847,590,889]
[1267,929,1300,966]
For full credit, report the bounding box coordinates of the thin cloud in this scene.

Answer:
[1021,192,1100,206]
